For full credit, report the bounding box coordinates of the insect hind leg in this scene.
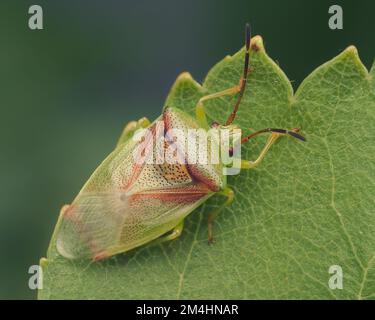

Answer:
[146,220,185,248]
[207,186,234,244]
[160,220,184,242]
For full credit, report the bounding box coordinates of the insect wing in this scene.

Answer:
[56,120,213,259]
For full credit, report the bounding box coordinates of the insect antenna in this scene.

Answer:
[225,23,251,126]
[240,127,306,145]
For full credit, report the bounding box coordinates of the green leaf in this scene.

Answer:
[39,36,375,299]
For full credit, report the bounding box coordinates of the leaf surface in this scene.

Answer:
[39,36,375,299]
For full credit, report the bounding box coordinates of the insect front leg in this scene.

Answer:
[207,186,234,244]
[116,117,151,146]
[240,128,304,169]
[241,132,281,169]
[195,85,242,129]
[196,24,252,127]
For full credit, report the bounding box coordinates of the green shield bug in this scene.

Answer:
[55,24,305,261]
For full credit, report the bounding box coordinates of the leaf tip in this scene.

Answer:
[344,45,359,57]
[164,71,204,110]
[176,71,194,82]
[170,71,202,90]
[250,35,264,52]
[39,257,48,268]
[342,45,369,77]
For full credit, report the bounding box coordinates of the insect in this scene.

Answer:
[55,24,305,261]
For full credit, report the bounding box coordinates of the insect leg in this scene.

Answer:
[196,86,242,129]
[240,128,305,169]
[207,186,234,244]
[116,117,151,146]
[146,220,185,248]
[159,220,184,242]
[225,23,251,125]
[196,23,251,128]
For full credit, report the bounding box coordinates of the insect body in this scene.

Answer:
[56,24,305,261]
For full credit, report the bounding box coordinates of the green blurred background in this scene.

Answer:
[0,0,374,299]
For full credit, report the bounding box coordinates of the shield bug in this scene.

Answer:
[55,24,305,261]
